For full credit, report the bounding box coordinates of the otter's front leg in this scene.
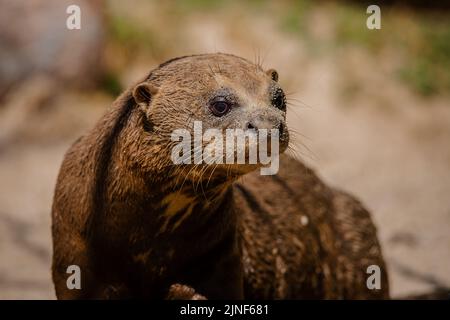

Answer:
[189,242,244,299]
[52,244,131,299]
[166,284,207,300]
[54,270,131,299]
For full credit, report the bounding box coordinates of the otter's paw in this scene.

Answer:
[166,284,207,300]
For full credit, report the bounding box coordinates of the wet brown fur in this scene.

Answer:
[51,53,389,299]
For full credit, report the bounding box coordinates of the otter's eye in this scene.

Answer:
[209,98,231,117]
[272,88,286,112]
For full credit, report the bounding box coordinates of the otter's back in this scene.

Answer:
[234,155,389,299]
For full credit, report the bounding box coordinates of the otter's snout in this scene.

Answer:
[245,119,285,136]
[244,112,288,144]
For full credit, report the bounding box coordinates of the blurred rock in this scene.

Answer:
[0,0,105,99]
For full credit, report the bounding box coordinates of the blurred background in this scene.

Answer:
[0,0,449,299]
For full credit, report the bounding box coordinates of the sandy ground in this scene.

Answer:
[0,4,449,299]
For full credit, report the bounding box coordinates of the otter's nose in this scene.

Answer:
[246,120,284,135]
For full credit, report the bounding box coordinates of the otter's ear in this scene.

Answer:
[266,69,279,82]
[132,82,158,107]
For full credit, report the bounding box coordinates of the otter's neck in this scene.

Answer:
[148,175,236,237]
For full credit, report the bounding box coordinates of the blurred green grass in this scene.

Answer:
[332,3,450,97]
[398,23,450,96]
[104,0,450,98]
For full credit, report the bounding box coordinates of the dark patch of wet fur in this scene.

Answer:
[51,54,389,299]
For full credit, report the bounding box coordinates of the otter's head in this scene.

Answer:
[131,53,289,188]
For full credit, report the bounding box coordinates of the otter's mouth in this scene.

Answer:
[174,138,288,180]
[170,121,289,178]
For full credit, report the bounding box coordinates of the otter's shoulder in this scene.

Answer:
[234,154,332,200]
[232,154,335,226]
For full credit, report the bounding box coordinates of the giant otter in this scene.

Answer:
[51,53,389,299]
